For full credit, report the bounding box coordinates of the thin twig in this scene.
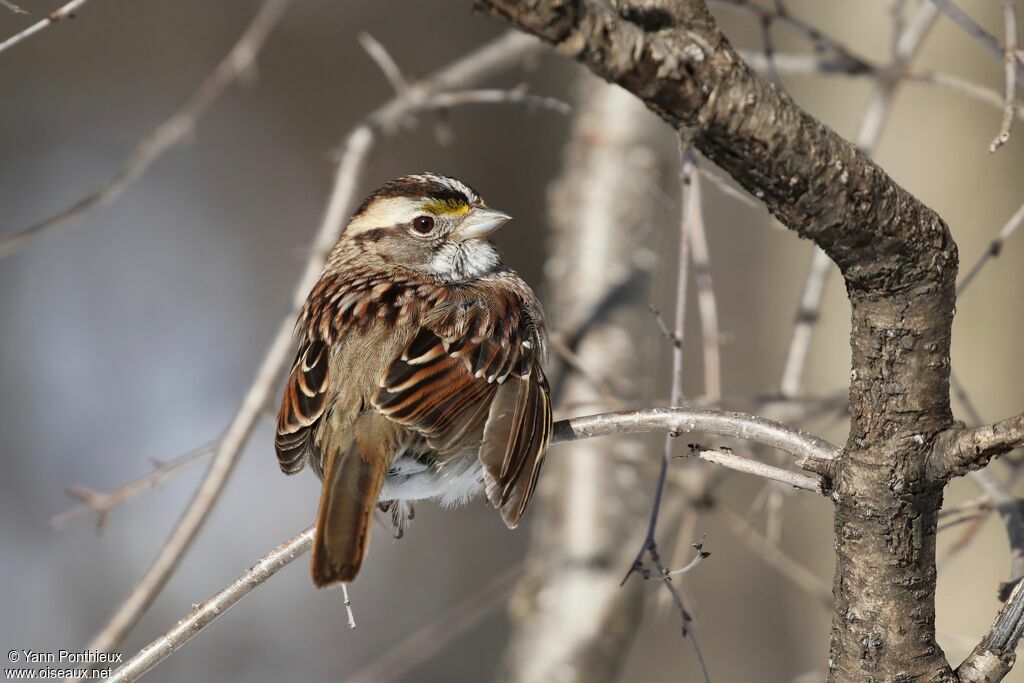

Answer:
[709,0,876,75]
[686,158,722,402]
[106,526,315,683]
[671,144,694,406]
[620,143,697,588]
[907,70,1024,123]
[417,85,571,115]
[605,142,699,662]
[0,0,26,14]
[967,468,1024,600]
[689,447,823,493]
[79,31,547,661]
[358,32,410,95]
[341,565,522,683]
[548,334,624,406]
[718,505,832,608]
[49,441,218,531]
[0,0,92,55]
[697,167,759,208]
[0,0,294,259]
[930,0,1024,85]
[737,50,1024,129]
[666,536,710,576]
[957,197,1024,296]
[991,0,1019,152]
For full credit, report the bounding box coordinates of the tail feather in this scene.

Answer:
[311,418,392,587]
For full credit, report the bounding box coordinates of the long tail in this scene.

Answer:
[311,416,392,587]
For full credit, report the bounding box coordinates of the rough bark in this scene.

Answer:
[476,0,963,680]
[498,74,667,683]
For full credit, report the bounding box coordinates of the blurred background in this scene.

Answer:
[1,0,1022,681]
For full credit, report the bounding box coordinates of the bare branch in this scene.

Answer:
[552,407,840,470]
[358,32,411,95]
[620,141,697,621]
[106,526,315,683]
[0,1,26,14]
[708,0,876,76]
[666,537,710,576]
[737,53,1024,130]
[670,146,694,405]
[691,446,823,493]
[0,0,294,259]
[957,578,1024,683]
[547,333,625,406]
[79,31,547,660]
[930,0,1024,85]
[958,198,1024,296]
[991,0,1019,152]
[718,505,832,607]
[968,468,1024,601]
[477,3,956,675]
[686,158,721,402]
[49,441,217,531]
[930,413,1024,479]
[908,70,1024,124]
[345,565,522,683]
[0,0,92,55]
[417,85,571,114]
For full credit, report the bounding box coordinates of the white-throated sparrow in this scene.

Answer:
[275,173,552,587]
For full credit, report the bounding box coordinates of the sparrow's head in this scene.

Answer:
[341,173,511,282]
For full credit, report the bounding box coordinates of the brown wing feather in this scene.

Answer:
[275,338,330,475]
[370,283,551,527]
[373,327,498,451]
[479,364,552,528]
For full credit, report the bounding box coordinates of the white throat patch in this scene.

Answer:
[429,240,500,282]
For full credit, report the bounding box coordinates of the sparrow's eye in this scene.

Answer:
[412,215,435,234]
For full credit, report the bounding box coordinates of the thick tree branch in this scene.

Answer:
[957,578,1024,683]
[930,414,1024,480]
[478,0,955,292]
[477,1,958,680]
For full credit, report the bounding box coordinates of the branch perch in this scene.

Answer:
[930,413,1024,479]
[108,405,834,682]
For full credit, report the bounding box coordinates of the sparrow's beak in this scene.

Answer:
[454,207,512,241]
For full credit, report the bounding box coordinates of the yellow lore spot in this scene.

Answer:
[423,199,471,215]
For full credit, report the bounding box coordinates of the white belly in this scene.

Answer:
[379,453,484,508]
